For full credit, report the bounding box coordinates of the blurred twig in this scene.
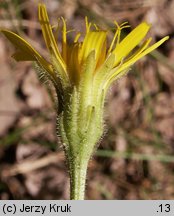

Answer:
[1,152,64,177]
[0,20,40,29]
[150,50,174,72]
[96,150,174,163]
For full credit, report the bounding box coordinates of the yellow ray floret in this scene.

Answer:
[0,29,52,74]
[38,4,63,63]
[104,36,169,90]
[38,4,70,87]
[112,22,151,66]
[79,31,107,67]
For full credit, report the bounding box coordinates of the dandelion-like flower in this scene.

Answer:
[1,4,169,200]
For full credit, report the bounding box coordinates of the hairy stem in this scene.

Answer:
[69,156,88,200]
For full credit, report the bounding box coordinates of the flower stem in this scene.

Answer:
[70,157,88,200]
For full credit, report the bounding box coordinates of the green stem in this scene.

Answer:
[70,157,88,200]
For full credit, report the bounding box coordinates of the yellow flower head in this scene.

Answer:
[0,4,170,200]
[1,4,169,93]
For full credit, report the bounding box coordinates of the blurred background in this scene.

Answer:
[0,0,174,200]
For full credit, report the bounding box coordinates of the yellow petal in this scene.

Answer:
[113,22,151,66]
[96,38,107,69]
[67,43,81,84]
[130,36,169,62]
[1,29,38,61]
[79,31,107,66]
[38,4,66,71]
[0,29,52,72]
[107,36,169,85]
[61,17,67,63]
[126,37,152,61]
